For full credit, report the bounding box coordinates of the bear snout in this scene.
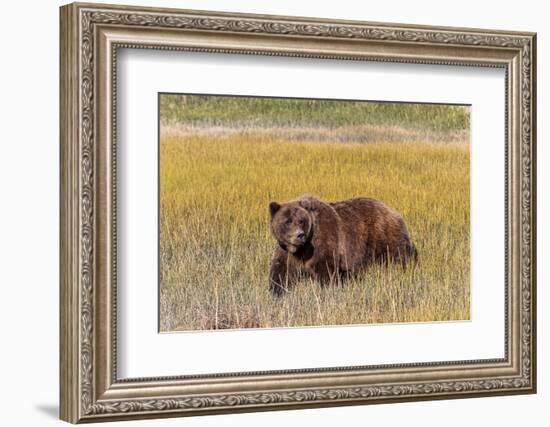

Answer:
[291,230,307,245]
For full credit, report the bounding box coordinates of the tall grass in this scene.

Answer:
[159,134,470,331]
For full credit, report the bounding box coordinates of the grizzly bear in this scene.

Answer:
[268,195,416,296]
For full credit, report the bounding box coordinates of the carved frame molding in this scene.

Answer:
[60,2,536,423]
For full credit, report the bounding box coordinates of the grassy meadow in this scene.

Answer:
[159,95,470,332]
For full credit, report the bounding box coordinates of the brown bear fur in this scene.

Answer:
[268,195,416,296]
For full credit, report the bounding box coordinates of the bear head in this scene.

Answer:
[269,198,315,254]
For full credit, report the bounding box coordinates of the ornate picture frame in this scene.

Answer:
[60,2,536,423]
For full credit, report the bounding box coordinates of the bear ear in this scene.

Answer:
[269,201,281,217]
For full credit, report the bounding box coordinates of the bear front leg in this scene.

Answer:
[309,259,338,288]
[269,247,296,296]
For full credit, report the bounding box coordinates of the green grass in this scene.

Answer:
[159,133,470,332]
[160,94,470,132]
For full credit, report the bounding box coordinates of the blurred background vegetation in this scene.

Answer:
[159,94,470,132]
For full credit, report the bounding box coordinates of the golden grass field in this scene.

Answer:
[159,130,470,332]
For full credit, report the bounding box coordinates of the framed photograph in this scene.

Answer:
[60,2,537,423]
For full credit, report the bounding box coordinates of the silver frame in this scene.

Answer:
[60,2,536,423]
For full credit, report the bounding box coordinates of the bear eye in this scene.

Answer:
[285,218,292,225]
